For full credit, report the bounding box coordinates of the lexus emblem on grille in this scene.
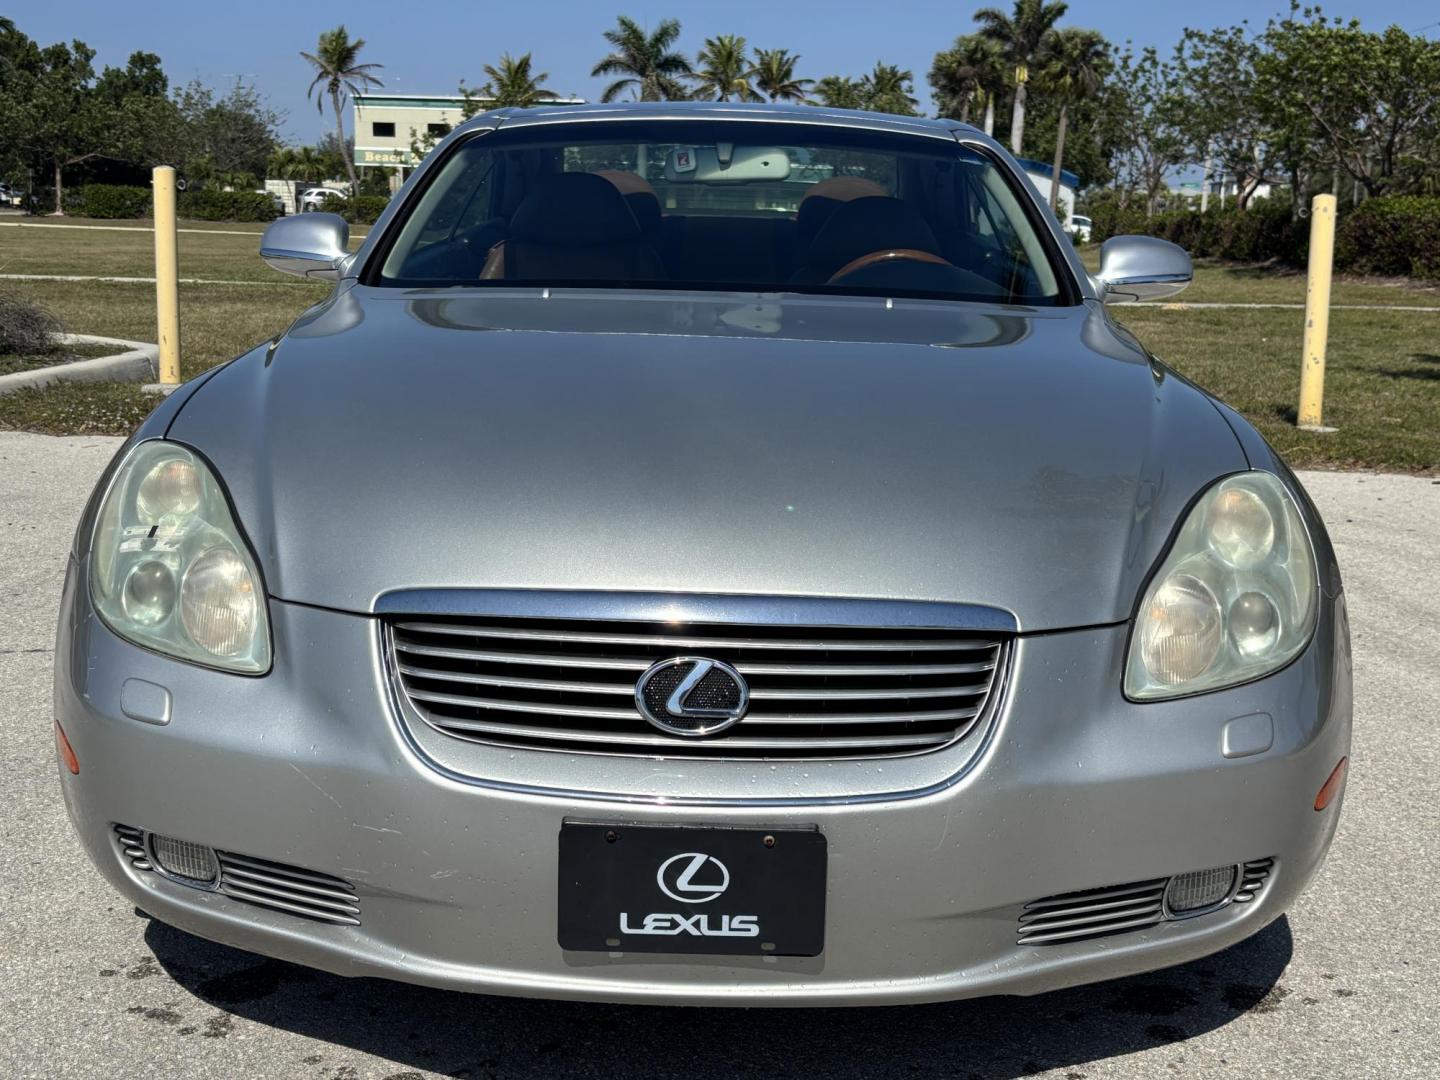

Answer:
[656,852,730,903]
[635,657,749,737]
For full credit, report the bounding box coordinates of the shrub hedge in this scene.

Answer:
[1336,197,1440,280]
[318,194,390,225]
[1089,195,1440,281]
[176,189,278,223]
[72,184,151,219]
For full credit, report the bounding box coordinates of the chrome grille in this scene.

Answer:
[1233,858,1275,902]
[387,614,1007,759]
[1019,859,1277,946]
[1018,878,1169,946]
[114,825,360,926]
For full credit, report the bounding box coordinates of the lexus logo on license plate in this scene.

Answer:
[620,851,759,939]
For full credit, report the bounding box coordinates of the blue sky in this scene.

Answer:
[13,0,1438,143]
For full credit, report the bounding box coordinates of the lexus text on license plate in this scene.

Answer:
[557,822,827,956]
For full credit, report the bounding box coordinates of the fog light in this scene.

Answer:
[1165,865,1236,914]
[148,833,218,886]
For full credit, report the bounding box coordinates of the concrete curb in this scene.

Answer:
[0,333,158,396]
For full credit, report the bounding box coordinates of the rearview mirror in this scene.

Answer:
[260,213,350,279]
[1095,235,1192,304]
[664,145,791,183]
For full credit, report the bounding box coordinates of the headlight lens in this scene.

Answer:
[1126,472,1317,700]
[89,441,270,673]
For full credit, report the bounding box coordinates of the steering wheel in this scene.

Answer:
[826,249,955,284]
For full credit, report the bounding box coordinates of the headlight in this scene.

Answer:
[89,441,270,673]
[1126,472,1317,700]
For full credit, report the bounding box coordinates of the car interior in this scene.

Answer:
[378,124,1063,304]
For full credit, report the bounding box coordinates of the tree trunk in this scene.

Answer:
[983,95,995,137]
[959,95,973,125]
[1010,82,1026,155]
[333,88,359,194]
[1048,105,1068,212]
[1236,175,1260,212]
[1200,147,1212,213]
[53,159,64,216]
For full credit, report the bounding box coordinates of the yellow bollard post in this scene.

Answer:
[1297,194,1337,432]
[152,165,181,386]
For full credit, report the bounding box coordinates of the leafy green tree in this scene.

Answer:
[592,16,692,102]
[860,63,919,116]
[462,52,559,114]
[3,40,104,213]
[810,75,865,110]
[97,52,184,171]
[1108,46,1189,216]
[930,34,1005,132]
[1173,23,1281,211]
[975,0,1069,155]
[1039,28,1109,209]
[751,48,812,103]
[174,81,282,190]
[1258,13,1440,199]
[301,25,383,194]
[692,35,759,101]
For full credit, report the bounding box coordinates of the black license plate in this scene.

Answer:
[557,822,827,956]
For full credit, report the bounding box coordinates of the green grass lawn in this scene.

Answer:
[1,226,1436,472]
[1077,247,1440,307]
[0,218,366,282]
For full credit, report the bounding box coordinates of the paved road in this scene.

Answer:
[2,431,1436,1079]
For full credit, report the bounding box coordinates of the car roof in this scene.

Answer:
[456,100,980,144]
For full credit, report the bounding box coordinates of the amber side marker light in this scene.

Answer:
[1314,757,1348,811]
[55,720,80,775]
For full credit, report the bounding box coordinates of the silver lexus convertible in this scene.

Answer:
[56,103,1351,1006]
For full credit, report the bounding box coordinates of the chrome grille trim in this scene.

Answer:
[1233,858,1276,902]
[386,602,1010,760]
[1019,859,1277,945]
[113,825,360,926]
[114,824,152,872]
[1018,879,1168,945]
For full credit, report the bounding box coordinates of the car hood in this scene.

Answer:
[170,287,1246,631]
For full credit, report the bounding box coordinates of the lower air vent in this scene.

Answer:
[113,825,361,926]
[1018,878,1168,945]
[114,824,152,871]
[1233,858,1275,902]
[1019,859,1276,946]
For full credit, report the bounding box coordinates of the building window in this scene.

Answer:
[372,121,396,138]
[428,123,451,137]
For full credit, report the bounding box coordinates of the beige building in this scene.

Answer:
[353,93,585,185]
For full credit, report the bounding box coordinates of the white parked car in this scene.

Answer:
[1069,214,1093,244]
[300,186,348,212]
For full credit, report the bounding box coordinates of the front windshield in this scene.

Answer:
[374,121,1065,305]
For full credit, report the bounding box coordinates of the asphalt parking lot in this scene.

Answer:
[2,430,1436,1079]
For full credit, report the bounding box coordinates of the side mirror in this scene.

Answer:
[260,213,350,279]
[1095,235,1192,304]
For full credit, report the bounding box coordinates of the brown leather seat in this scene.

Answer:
[481,172,665,283]
[594,170,664,240]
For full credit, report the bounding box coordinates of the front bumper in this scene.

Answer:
[55,565,1351,1006]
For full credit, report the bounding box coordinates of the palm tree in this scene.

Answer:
[860,63,918,116]
[810,75,865,110]
[479,53,559,108]
[1042,28,1109,210]
[974,0,1068,155]
[751,49,812,103]
[592,16,692,102]
[929,34,1004,133]
[692,34,759,101]
[301,25,383,194]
